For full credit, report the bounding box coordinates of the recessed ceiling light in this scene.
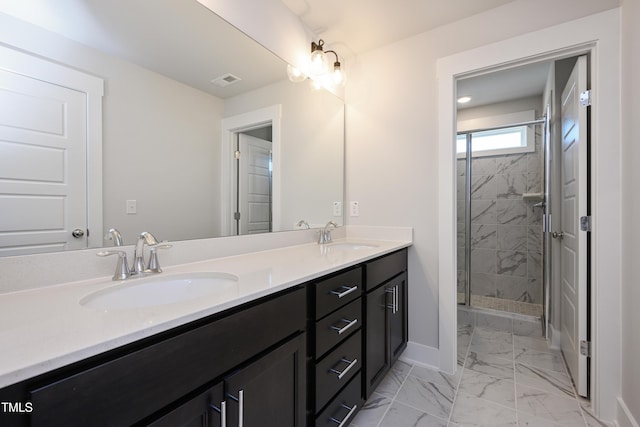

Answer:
[457,96,472,104]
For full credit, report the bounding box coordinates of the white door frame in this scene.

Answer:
[220,105,281,235]
[0,45,104,250]
[436,10,621,420]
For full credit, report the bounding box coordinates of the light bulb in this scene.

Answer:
[332,62,344,86]
[309,50,329,78]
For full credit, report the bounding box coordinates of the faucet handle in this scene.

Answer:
[97,250,130,281]
[147,241,172,273]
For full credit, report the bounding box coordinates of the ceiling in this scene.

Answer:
[279,0,551,107]
[280,0,518,56]
[456,61,552,110]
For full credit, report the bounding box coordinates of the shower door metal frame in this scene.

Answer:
[457,117,547,313]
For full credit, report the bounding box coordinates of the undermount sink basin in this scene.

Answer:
[325,242,378,251]
[80,272,239,310]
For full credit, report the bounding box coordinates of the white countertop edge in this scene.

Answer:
[0,237,411,388]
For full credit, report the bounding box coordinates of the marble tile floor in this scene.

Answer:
[349,320,611,427]
[456,293,543,317]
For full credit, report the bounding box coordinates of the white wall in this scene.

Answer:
[345,0,620,354]
[224,81,344,230]
[0,12,226,245]
[620,0,640,424]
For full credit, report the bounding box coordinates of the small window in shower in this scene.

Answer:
[456,125,533,158]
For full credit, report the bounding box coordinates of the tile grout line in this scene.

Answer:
[512,325,520,426]
[374,363,415,427]
[446,324,474,426]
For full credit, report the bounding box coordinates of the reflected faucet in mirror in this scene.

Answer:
[296,220,310,230]
[104,228,124,247]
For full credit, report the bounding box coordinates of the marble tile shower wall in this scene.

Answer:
[457,129,543,305]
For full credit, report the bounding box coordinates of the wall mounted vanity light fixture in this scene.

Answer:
[287,39,345,89]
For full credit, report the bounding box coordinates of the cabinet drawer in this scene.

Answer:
[29,287,306,427]
[315,372,363,427]
[315,267,362,319]
[315,330,361,411]
[366,249,407,291]
[315,298,361,358]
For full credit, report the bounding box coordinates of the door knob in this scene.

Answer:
[552,231,564,239]
[72,228,85,238]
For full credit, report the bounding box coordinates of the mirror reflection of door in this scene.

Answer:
[235,129,272,235]
[0,47,102,256]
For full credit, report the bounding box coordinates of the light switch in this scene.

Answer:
[126,199,137,214]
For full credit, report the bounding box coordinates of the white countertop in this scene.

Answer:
[0,238,410,388]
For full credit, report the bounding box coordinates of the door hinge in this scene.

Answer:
[580,90,592,107]
[234,212,241,220]
[234,150,241,159]
[580,340,592,357]
[580,216,592,232]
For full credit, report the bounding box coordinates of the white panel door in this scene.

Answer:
[560,56,588,397]
[238,134,272,235]
[0,69,87,255]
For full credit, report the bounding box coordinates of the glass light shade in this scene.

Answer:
[309,50,329,78]
[287,64,306,82]
[332,63,345,86]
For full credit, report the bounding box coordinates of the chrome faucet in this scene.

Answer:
[296,220,310,229]
[132,232,159,274]
[97,250,131,281]
[318,221,338,244]
[104,228,123,246]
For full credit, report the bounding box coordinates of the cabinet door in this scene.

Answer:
[389,273,408,362]
[364,284,391,397]
[224,333,306,427]
[147,383,224,427]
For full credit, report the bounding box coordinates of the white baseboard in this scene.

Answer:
[398,341,440,369]
[549,324,561,350]
[616,397,639,427]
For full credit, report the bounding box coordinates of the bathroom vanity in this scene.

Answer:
[0,240,409,427]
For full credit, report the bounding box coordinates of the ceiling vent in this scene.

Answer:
[210,73,242,87]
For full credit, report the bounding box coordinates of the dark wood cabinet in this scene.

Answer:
[309,266,364,426]
[146,383,224,427]
[364,250,408,398]
[150,332,306,427]
[4,287,306,427]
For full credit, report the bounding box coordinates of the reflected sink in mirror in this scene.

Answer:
[80,272,239,310]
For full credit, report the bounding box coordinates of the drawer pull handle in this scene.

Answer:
[330,285,358,299]
[330,318,358,335]
[330,358,358,380]
[330,404,358,427]
[209,401,226,427]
